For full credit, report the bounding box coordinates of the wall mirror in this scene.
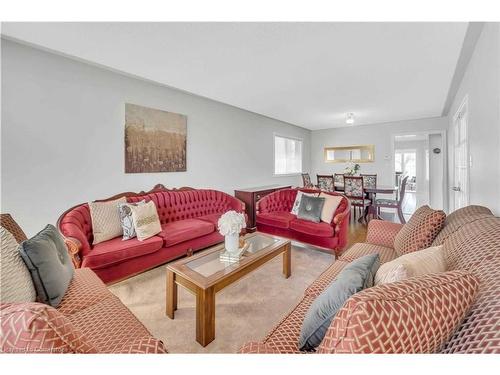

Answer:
[324,145,375,163]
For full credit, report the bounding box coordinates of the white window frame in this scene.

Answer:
[273,133,304,176]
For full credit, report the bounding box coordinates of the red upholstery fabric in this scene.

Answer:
[82,235,163,269]
[256,211,296,229]
[127,189,242,225]
[94,231,224,284]
[59,204,93,256]
[158,219,215,247]
[256,188,350,254]
[58,189,244,283]
[365,219,404,248]
[290,218,334,237]
[197,213,222,226]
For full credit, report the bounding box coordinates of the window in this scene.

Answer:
[274,135,303,175]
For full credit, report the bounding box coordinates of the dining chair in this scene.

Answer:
[361,173,377,200]
[316,174,335,192]
[360,174,377,189]
[333,173,345,191]
[301,173,315,188]
[343,176,371,222]
[373,176,409,224]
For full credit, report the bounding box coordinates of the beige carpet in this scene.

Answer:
[109,244,333,353]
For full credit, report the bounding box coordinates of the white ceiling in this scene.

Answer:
[2,22,468,130]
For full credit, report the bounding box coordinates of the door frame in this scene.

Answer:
[390,129,448,212]
[451,95,470,211]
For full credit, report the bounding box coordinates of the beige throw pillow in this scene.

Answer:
[130,201,162,241]
[375,245,446,285]
[319,193,343,223]
[0,227,37,303]
[89,197,127,245]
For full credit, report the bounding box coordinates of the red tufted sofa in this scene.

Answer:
[57,185,245,284]
[256,188,350,256]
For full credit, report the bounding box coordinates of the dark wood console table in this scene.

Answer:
[235,184,291,231]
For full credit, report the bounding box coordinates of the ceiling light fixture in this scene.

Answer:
[346,112,355,125]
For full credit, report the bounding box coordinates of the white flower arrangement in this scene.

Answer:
[218,210,246,236]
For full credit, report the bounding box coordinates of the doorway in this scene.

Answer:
[452,97,469,210]
[392,130,446,220]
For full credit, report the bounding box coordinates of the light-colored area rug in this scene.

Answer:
[109,244,333,353]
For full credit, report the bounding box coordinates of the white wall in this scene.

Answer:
[447,23,500,215]
[429,133,444,209]
[311,117,448,194]
[1,40,311,236]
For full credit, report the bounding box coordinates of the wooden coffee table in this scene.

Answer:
[166,233,291,346]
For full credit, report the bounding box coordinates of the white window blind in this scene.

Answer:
[274,135,303,175]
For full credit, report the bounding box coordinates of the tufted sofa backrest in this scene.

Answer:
[128,189,242,225]
[257,188,348,224]
[58,188,243,256]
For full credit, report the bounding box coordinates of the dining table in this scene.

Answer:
[334,183,398,222]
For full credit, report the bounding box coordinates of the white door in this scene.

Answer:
[452,98,469,210]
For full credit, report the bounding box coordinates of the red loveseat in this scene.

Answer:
[256,188,350,256]
[58,185,245,284]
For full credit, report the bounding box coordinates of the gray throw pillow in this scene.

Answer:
[19,224,74,307]
[297,195,325,223]
[298,254,380,351]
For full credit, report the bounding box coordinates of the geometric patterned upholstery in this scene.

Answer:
[432,205,493,246]
[239,205,498,355]
[339,242,398,265]
[317,270,479,353]
[0,302,97,353]
[440,217,500,353]
[67,295,159,353]
[57,268,113,316]
[394,205,446,255]
[365,219,404,249]
[258,295,317,354]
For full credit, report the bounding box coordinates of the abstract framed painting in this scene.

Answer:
[125,103,187,173]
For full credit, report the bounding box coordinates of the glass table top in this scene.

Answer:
[185,234,281,277]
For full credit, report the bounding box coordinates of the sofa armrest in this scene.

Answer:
[112,337,168,354]
[64,237,82,269]
[366,220,404,248]
[238,342,280,354]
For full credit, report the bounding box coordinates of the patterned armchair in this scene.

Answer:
[317,174,334,192]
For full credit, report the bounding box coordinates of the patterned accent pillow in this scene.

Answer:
[0,227,36,303]
[375,245,446,285]
[118,200,146,240]
[130,201,162,241]
[290,191,317,215]
[317,270,479,354]
[394,205,445,255]
[89,197,127,245]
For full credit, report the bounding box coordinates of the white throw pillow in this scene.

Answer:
[89,197,127,245]
[319,192,343,223]
[291,191,317,215]
[375,244,446,285]
[0,226,37,303]
[130,201,162,241]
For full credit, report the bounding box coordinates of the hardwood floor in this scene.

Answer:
[346,218,368,249]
